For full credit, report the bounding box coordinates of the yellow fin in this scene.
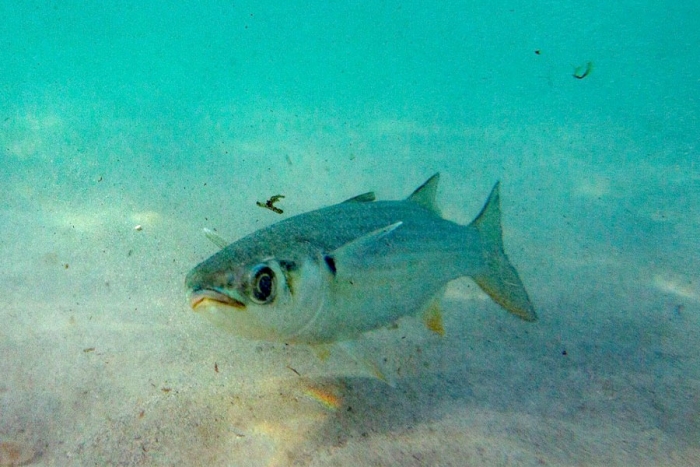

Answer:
[423,299,445,336]
[311,344,332,361]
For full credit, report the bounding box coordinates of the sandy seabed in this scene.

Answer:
[1,112,699,467]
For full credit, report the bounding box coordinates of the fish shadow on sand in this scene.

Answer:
[254,291,700,466]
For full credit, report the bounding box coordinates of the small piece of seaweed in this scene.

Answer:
[257,195,285,214]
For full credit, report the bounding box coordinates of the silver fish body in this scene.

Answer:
[185,174,536,345]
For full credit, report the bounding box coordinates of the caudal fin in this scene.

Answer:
[470,183,537,321]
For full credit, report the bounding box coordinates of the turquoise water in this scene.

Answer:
[1,1,698,465]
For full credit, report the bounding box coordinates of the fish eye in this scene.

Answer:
[249,264,276,304]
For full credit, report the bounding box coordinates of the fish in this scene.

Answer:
[185,173,536,352]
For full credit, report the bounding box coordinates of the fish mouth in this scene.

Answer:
[189,289,246,310]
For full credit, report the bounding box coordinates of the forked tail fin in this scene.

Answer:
[470,182,537,321]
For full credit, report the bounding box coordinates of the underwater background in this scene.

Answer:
[1,1,698,465]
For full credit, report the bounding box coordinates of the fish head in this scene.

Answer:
[185,240,330,343]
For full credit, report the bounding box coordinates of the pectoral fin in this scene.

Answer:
[325,222,403,277]
[203,228,230,249]
[310,341,396,386]
[336,341,396,387]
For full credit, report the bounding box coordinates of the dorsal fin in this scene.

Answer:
[342,191,376,203]
[407,173,441,215]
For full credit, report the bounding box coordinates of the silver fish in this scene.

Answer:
[185,174,536,347]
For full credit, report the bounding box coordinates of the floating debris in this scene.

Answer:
[573,61,593,79]
[256,194,285,214]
